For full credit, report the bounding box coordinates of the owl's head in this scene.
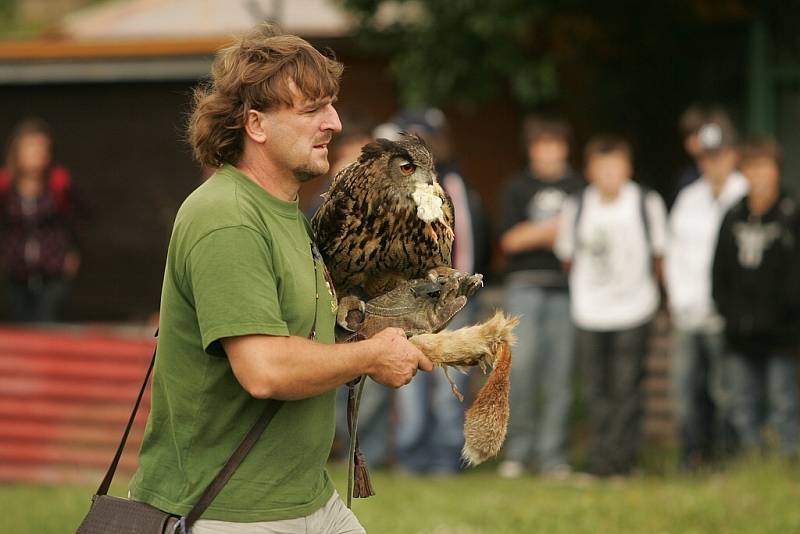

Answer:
[358,134,437,188]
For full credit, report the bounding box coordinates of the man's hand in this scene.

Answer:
[365,327,434,388]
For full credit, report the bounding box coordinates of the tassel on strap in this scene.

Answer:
[346,378,375,507]
[353,440,375,498]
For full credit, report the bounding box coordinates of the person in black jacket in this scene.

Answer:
[712,137,800,459]
[497,115,584,479]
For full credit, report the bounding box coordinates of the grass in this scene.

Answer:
[3,457,800,533]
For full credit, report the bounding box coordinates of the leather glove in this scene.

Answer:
[336,272,482,341]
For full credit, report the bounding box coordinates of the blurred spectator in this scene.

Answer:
[665,114,748,469]
[669,105,705,206]
[670,107,738,208]
[0,117,81,322]
[712,138,800,459]
[497,115,584,478]
[386,107,491,475]
[556,136,667,476]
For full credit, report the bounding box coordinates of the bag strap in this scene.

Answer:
[95,336,157,496]
[182,399,285,530]
[99,240,323,529]
[95,333,285,530]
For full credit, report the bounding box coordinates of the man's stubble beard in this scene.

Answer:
[293,160,329,183]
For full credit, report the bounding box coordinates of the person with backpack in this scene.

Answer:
[712,137,800,459]
[0,117,82,322]
[556,135,668,477]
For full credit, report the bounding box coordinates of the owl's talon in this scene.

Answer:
[461,273,484,298]
[337,295,366,331]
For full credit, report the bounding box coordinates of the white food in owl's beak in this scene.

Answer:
[412,183,445,223]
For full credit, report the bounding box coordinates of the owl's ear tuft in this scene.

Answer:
[399,132,429,151]
[359,138,412,164]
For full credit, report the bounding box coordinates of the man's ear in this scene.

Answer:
[244,110,268,144]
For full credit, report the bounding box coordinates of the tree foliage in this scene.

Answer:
[341,0,758,111]
[342,0,561,109]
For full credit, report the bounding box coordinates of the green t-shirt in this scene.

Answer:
[129,164,338,521]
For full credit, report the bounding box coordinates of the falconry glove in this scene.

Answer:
[336,274,482,341]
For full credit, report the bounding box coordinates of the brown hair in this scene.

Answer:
[738,136,782,167]
[521,115,571,148]
[584,134,632,163]
[678,105,707,137]
[187,23,344,167]
[4,117,53,179]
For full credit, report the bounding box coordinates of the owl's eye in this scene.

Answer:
[399,162,416,175]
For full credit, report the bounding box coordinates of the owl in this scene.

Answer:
[311,134,472,309]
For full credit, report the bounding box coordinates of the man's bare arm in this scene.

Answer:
[500,218,559,255]
[222,328,434,400]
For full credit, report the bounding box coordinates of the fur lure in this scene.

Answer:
[409,311,518,466]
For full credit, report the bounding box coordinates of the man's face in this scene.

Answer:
[586,152,631,198]
[259,86,342,183]
[698,147,738,182]
[741,157,780,202]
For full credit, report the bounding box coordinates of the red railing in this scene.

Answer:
[0,326,155,484]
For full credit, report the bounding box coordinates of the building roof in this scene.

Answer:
[61,0,352,40]
[0,0,354,84]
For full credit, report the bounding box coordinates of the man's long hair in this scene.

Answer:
[187,23,344,168]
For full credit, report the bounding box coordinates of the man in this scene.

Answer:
[665,117,748,469]
[712,137,800,459]
[129,24,433,533]
[497,115,584,479]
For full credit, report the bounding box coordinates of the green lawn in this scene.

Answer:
[3,458,799,533]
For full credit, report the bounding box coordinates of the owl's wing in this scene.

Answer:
[311,163,354,240]
[330,159,358,188]
[311,166,370,292]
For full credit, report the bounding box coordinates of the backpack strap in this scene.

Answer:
[574,184,655,258]
[572,188,586,252]
[639,184,653,254]
[48,166,71,211]
[0,169,10,192]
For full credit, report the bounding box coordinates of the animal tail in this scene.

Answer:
[462,340,513,466]
[409,311,517,466]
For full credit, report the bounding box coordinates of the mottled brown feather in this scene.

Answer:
[311,134,454,298]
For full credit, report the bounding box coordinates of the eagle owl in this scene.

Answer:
[311,134,466,303]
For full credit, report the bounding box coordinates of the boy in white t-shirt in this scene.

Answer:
[556,135,668,476]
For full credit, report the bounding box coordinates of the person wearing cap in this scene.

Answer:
[712,137,800,459]
[385,108,492,474]
[669,105,710,207]
[665,113,748,470]
[497,115,584,479]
